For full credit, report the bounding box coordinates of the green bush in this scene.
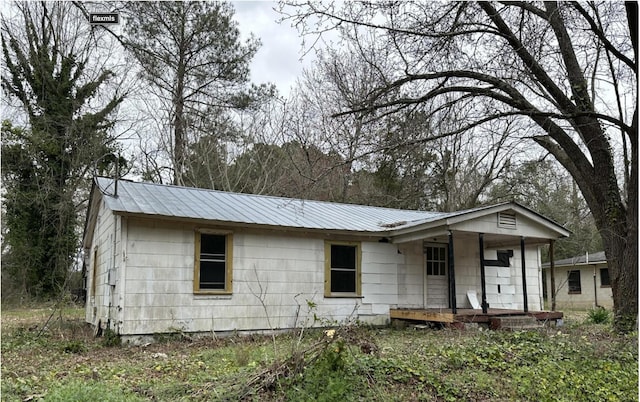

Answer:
[587,307,611,324]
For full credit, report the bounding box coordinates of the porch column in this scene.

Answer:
[550,240,556,311]
[448,231,457,314]
[520,236,528,312]
[478,233,488,314]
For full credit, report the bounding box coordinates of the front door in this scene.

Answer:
[425,244,448,308]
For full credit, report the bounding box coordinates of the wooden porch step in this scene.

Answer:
[390,309,455,323]
[490,315,543,330]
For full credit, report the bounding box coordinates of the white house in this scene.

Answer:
[542,251,612,310]
[83,177,570,341]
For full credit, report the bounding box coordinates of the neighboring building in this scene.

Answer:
[542,251,612,310]
[83,177,570,342]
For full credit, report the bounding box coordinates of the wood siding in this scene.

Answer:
[118,218,402,335]
[85,198,123,331]
[395,237,543,312]
[84,207,550,336]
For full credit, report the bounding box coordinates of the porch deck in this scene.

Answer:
[389,308,563,324]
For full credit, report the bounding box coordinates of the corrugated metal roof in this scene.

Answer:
[542,251,607,268]
[95,177,451,233]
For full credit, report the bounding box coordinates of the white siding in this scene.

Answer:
[86,208,551,336]
[361,242,402,317]
[85,199,123,331]
[119,218,402,335]
[396,242,424,308]
[544,264,613,309]
[395,236,543,311]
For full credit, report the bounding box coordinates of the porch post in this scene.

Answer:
[520,236,528,312]
[448,231,457,314]
[550,240,556,311]
[478,233,488,314]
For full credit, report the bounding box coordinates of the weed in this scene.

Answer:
[62,340,86,354]
[101,328,121,347]
[283,339,360,401]
[43,380,144,402]
[587,306,611,324]
[234,345,252,366]
[1,306,637,402]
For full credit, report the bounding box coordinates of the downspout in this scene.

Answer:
[593,265,598,308]
[585,252,599,308]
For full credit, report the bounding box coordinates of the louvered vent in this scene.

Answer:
[498,211,517,229]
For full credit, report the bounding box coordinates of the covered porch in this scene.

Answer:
[389,204,570,319]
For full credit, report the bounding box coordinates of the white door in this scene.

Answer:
[425,245,448,308]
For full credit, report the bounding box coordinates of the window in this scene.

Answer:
[325,241,361,297]
[568,270,581,294]
[600,268,611,287]
[425,245,447,276]
[194,232,233,294]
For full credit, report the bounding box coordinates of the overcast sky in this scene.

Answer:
[232,1,310,96]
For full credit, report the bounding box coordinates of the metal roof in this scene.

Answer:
[542,251,607,268]
[94,177,451,233]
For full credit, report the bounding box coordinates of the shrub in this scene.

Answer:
[587,307,611,324]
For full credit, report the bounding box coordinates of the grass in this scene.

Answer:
[1,305,637,401]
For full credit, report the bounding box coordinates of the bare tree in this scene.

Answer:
[281,1,637,331]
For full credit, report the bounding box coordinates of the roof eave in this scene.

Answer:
[110,210,394,239]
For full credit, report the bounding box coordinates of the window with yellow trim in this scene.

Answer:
[325,241,361,297]
[195,232,233,293]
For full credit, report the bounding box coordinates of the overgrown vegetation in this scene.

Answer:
[1,2,124,300]
[1,306,637,401]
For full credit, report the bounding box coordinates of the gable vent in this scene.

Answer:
[498,211,517,229]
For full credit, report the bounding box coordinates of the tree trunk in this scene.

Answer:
[603,220,638,333]
[607,135,638,332]
[173,95,185,186]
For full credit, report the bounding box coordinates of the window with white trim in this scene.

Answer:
[425,245,447,276]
